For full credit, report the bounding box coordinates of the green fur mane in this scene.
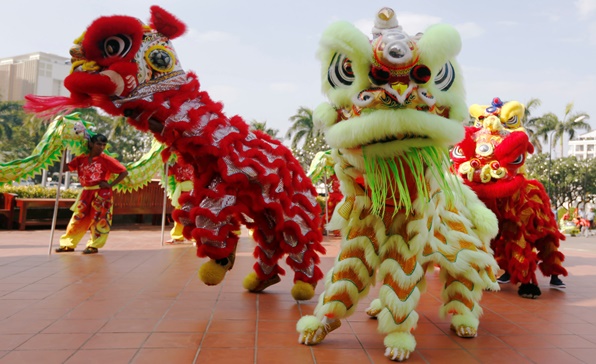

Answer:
[362,146,456,216]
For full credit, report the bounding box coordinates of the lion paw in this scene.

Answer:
[297,316,341,345]
[385,347,410,362]
[450,324,477,338]
[365,298,383,318]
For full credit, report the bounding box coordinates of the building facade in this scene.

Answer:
[0,52,70,101]
[568,130,596,160]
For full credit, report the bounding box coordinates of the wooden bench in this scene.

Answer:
[12,180,173,230]
[15,198,75,230]
[0,192,17,229]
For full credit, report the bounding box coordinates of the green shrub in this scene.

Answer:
[0,185,80,199]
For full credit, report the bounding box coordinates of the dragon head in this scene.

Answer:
[450,98,533,199]
[25,6,187,118]
[314,7,467,168]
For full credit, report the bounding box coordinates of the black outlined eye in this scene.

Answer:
[451,146,464,158]
[434,61,455,91]
[511,154,524,164]
[328,53,354,88]
[505,115,518,127]
[103,34,133,58]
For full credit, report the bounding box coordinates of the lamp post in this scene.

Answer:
[547,130,556,199]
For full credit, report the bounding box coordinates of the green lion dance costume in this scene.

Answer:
[296,8,500,361]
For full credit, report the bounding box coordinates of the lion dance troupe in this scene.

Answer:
[23,5,567,362]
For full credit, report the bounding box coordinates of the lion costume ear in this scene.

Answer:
[150,5,187,39]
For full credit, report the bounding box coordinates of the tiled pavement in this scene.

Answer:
[1,224,596,363]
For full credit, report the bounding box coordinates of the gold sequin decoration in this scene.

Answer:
[337,196,355,220]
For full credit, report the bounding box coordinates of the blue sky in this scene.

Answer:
[2,0,595,145]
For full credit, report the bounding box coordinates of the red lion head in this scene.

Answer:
[25,6,187,118]
[450,113,534,199]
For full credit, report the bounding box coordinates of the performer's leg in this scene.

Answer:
[375,236,425,361]
[298,229,381,344]
[59,196,93,250]
[241,211,287,294]
[439,268,484,338]
[87,193,114,250]
[167,221,186,243]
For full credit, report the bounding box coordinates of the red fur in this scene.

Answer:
[82,16,144,66]
[24,7,325,291]
[150,6,187,39]
[453,127,566,285]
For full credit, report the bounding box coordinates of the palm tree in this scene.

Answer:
[532,102,590,158]
[521,98,544,153]
[285,107,315,149]
[249,120,279,139]
[0,101,24,140]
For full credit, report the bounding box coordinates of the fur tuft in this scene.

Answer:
[150,5,187,39]
[291,280,315,301]
[198,260,228,286]
[296,315,322,332]
[242,271,260,291]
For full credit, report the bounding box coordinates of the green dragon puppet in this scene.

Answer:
[0,112,165,193]
[296,8,500,362]
[450,98,567,299]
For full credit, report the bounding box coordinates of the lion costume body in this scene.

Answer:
[450,98,567,298]
[295,8,500,361]
[25,6,325,300]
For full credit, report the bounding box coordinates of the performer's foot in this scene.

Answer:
[55,246,75,253]
[82,247,99,254]
[243,272,283,293]
[198,251,236,286]
[497,271,510,284]
[550,275,566,290]
[518,283,541,299]
[166,238,186,244]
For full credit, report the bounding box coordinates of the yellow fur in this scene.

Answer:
[198,260,228,286]
[291,281,315,301]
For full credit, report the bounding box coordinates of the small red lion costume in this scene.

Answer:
[450,98,567,298]
[25,6,325,300]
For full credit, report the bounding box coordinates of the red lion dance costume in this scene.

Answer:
[25,6,325,300]
[450,98,567,299]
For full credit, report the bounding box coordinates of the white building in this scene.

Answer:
[568,130,596,160]
[0,52,70,101]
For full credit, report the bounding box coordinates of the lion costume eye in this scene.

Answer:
[451,146,464,158]
[434,61,455,91]
[327,53,354,88]
[505,115,518,127]
[511,154,524,164]
[103,34,133,58]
